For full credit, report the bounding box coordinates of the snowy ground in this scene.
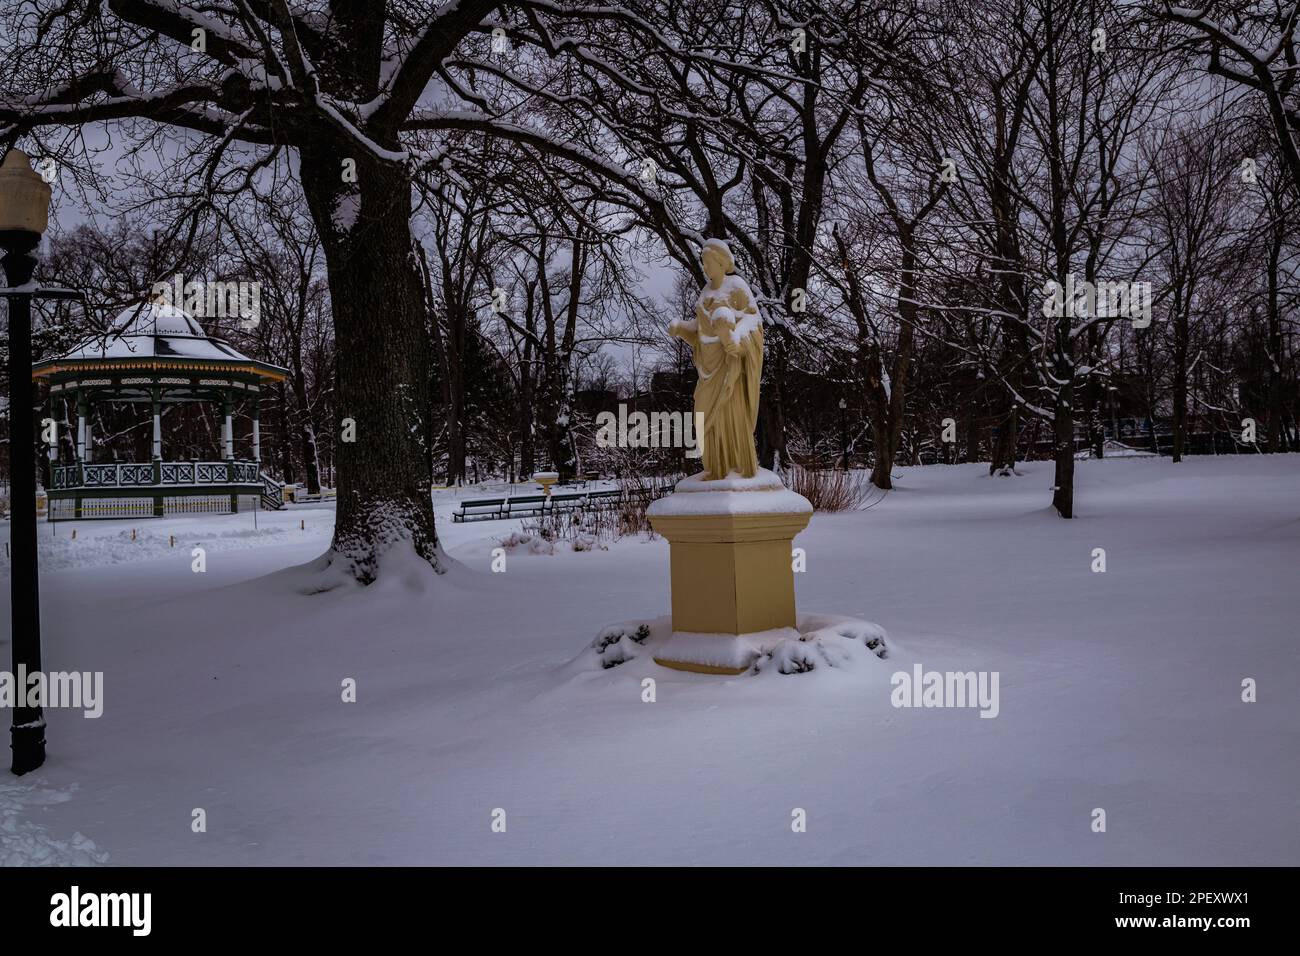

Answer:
[1,455,1297,865]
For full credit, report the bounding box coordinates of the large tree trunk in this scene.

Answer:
[1172,290,1189,463]
[876,236,919,489]
[425,282,465,487]
[868,407,892,489]
[964,386,980,463]
[757,329,790,471]
[1049,330,1076,509]
[289,368,321,494]
[302,421,322,495]
[300,151,439,582]
[990,401,1018,475]
[423,274,467,487]
[537,364,572,480]
[1051,381,1075,518]
[865,338,894,489]
[518,346,536,480]
[277,382,296,484]
[1267,225,1284,453]
[1084,327,1105,459]
[445,366,466,485]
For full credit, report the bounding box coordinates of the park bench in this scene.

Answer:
[452,481,675,522]
[503,495,550,518]
[283,484,337,505]
[521,492,589,515]
[453,491,593,522]
[452,497,507,521]
[548,492,586,506]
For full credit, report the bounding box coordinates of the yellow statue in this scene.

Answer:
[669,239,764,480]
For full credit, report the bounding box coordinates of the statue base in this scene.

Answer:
[647,470,812,674]
[581,613,889,677]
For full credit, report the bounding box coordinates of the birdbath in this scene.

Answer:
[533,471,559,496]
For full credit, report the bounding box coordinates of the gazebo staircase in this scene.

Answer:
[260,473,286,511]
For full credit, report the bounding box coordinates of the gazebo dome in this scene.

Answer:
[112,300,208,337]
[33,300,286,379]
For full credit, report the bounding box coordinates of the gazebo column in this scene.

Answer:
[75,393,86,462]
[74,392,87,519]
[46,393,58,463]
[222,392,234,460]
[222,390,238,513]
[85,399,94,464]
[42,393,56,497]
[252,400,261,466]
[151,387,163,510]
[151,389,162,460]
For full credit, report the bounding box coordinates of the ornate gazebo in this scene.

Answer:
[33,300,288,521]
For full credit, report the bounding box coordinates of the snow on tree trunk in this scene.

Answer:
[990,402,1018,476]
[1172,293,1189,464]
[290,368,322,496]
[300,151,439,583]
[303,422,323,497]
[869,416,894,490]
[1051,384,1075,518]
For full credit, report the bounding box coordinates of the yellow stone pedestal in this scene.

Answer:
[648,508,811,674]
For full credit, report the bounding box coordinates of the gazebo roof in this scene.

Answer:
[32,301,287,382]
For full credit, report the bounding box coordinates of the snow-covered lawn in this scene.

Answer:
[2,455,1297,865]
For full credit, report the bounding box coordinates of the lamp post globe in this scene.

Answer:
[1,147,53,775]
[0,149,52,234]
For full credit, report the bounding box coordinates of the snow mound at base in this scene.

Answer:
[277,540,461,596]
[575,613,889,678]
[0,782,109,867]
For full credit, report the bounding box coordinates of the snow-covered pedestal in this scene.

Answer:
[646,468,812,674]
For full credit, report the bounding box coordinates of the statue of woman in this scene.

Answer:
[669,239,764,480]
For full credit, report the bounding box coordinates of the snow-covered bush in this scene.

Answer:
[590,621,654,668]
[512,482,668,553]
[496,529,558,555]
[786,466,871,512]
[511,511,607,552]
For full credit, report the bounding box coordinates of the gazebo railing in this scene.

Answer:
[51,460,261,489]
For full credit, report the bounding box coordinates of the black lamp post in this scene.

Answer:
[1,148,57,775]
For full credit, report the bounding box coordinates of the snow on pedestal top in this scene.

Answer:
[648,467,812,516]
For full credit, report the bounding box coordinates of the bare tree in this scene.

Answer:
[0,1,719,581]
